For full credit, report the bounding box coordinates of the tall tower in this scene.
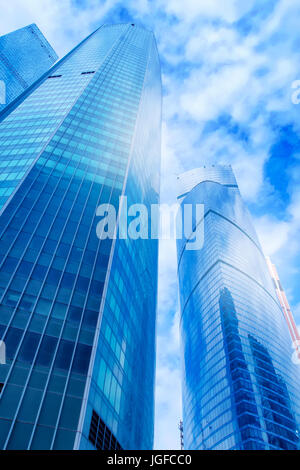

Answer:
[0,24,58,110]
[266,257,300,362]
[0,24,161,450]
[176,165,300,450]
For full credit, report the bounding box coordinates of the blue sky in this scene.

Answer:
[2,0,300,449]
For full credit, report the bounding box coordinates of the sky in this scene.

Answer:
[1,0,300,450]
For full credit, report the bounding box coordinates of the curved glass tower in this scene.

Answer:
[176,165,300,450]
[0,23,161,450]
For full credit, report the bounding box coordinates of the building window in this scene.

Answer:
[89,410,122,450]
[81,71,95,75]
[48,75,62,78]
[0,383,3,394]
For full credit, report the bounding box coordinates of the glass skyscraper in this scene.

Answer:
[176,165,300,450]
[0,24,58,111]
[0,23,161,450]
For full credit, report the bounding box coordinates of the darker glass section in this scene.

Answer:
[219,287,265,450]
[249,335,299,450]
[89,410,122,450]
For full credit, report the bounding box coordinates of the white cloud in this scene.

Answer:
[155,308,182,449]
[180,64,250,122]
[161,0,250,24]
[157,239,178,315]
[254,215,291,256]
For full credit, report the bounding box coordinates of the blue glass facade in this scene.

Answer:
[0,23,161,450]
[177,165,300,450]
[0,24,58,111]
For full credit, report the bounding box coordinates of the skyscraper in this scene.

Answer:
[0,24,58,110]
[266,257,300,362]
[0,23,161,450]
[176,165,300,450]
